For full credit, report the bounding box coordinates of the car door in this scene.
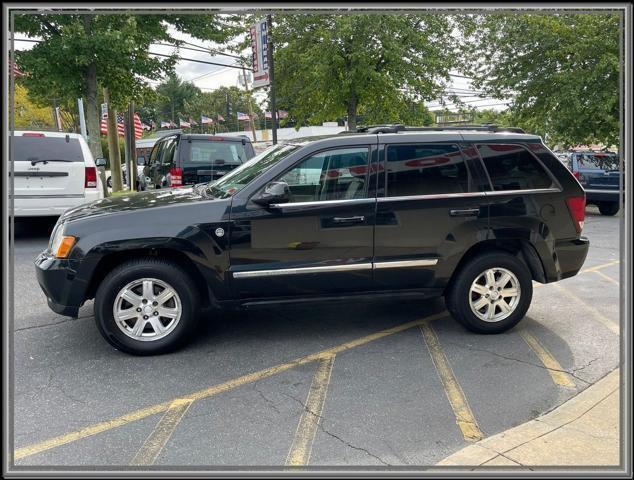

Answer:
[145,139,165,189]
[229,144,378,300]
[373,140,490,291]
[158,136,178,187]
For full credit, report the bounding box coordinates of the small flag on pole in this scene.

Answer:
[201,115,214,125]
[217,114,225,122]
[160,120,171,128]
[237,112,250,121]
[179,118,191,128]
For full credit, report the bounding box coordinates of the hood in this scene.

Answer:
[60,185,214,223]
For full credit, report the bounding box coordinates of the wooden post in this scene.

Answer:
[103,88,123,192]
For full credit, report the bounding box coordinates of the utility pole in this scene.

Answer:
[77,98,88,140]
[267,14,277,144]
[103,88,123,193]
[241,66,257,142]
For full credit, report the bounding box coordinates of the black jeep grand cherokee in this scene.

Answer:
[36,125,589,355]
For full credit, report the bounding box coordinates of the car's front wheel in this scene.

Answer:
[446,251,532,334]
[94,258,200,355]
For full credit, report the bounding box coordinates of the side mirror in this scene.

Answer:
[252,181,291,207]
[95,158,107,168]
[137,157,145,166]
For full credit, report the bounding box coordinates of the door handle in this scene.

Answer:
[332,215,365,224]
[449,208,480,217]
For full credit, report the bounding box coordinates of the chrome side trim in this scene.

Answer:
[484,187,561,196]
[270,198,375,209]
[378,192,486,202]
[584,188,620,194]
[374,259,438,269]
[376,188,561,203]
[232,263,373,278]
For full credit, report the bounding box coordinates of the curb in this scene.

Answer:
[436,368,620,467]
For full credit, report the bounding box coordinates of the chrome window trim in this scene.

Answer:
[376,187,561,203]
[232,263,373,278]
[270,198,375,209]
[232,258,440,278]
[374,259,438,268]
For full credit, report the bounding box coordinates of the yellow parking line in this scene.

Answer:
[286,355,336,466]
[552,284,620,335]
[14,311,448,461]
[592,270,619,286]
[580,260,620,273]
[420,323,483,442]
[129,398,194,466]
[519,330,576,388]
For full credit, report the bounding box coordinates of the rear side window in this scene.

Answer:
[575,153,619,171]
[477,144,554,191]
[149,141,164,165]
[385,144,471,197]
[160,137,178,165]
[11,136,84,162]
[189,141,247,165]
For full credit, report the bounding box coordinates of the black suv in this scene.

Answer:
[36,125,589,355]
[142,133,256,189]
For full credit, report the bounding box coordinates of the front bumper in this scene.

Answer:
[34,252,84,318]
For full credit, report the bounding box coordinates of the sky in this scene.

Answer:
[13,22,509,116]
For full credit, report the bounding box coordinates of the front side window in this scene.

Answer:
[275,147,370,203]
[160,137,178,166]
[477,144,554,191]
[385,144,471,197]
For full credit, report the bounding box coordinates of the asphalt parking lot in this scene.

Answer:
[10,206,621,468]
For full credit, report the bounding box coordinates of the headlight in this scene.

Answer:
[49,224,76,259]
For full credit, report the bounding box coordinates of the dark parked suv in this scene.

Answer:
[36,125,589,355]
[564,151,621,216]
[142,133,256,189]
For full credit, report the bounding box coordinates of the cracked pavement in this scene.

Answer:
[10,207,620,467]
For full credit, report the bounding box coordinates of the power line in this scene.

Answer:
[148,51,243,70]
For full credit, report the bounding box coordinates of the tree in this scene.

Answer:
[184,86,262,132]
[14,13,240,158]
[457,13,620,147]
[154,73,201,123]
[13,84,54,129]
[263,14,455,130]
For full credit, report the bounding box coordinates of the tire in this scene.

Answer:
[598,202,619,216]
[94,258,200,355]
[107,177,112,188]
[446,251,533,334]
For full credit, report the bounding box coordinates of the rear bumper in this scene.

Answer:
[549,236,590,282]
[13,191,102,217]
[34,252,85,318]
[584,189,621,203]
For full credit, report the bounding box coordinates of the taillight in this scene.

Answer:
[169,167,183,187]
[565,195,586,234]
[84,167,97,188]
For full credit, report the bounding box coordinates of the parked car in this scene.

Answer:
[11,131,103,217]
[142,133,256,190]
[105,158,147,190]
[36,125,589,355]
[564,151,621,215]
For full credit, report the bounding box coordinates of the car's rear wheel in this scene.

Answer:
[598,202,619,216]
[446,251,532,334]
[107,177,112,188]
[94,258,200,355]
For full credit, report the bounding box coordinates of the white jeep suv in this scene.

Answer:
[11,131,104,217]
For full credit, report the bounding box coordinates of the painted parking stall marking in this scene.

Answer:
[286,355,336,466]
[519,330,576,388]
[420,323,483,442]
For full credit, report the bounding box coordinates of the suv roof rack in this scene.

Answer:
[344,124,525,134]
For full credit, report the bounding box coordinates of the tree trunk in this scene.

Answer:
[104,88,123,193]
[347,96,358,131]
[82,15,103,159]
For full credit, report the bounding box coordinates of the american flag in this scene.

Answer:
[217,114,225,122]
[237,112,250,121]
[265,111,289,119]
[100,112,143,139]
[201,115,214,125]
[189,118,198,126]
[9,60,24,77]
[179,118,190,128]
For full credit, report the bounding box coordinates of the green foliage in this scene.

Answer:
[14,13,238,107]
[13,84,54,129]
[457,13,620,147]
[99,136,125,167]
[184,85,262,131]
[154,74,201,122]
[246,14,454,130]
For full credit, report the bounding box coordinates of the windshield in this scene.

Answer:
[576,153,619,171]
[207,143,301,198]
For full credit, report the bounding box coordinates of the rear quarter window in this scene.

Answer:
[477,144,554,191]
[11,136,84,162]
